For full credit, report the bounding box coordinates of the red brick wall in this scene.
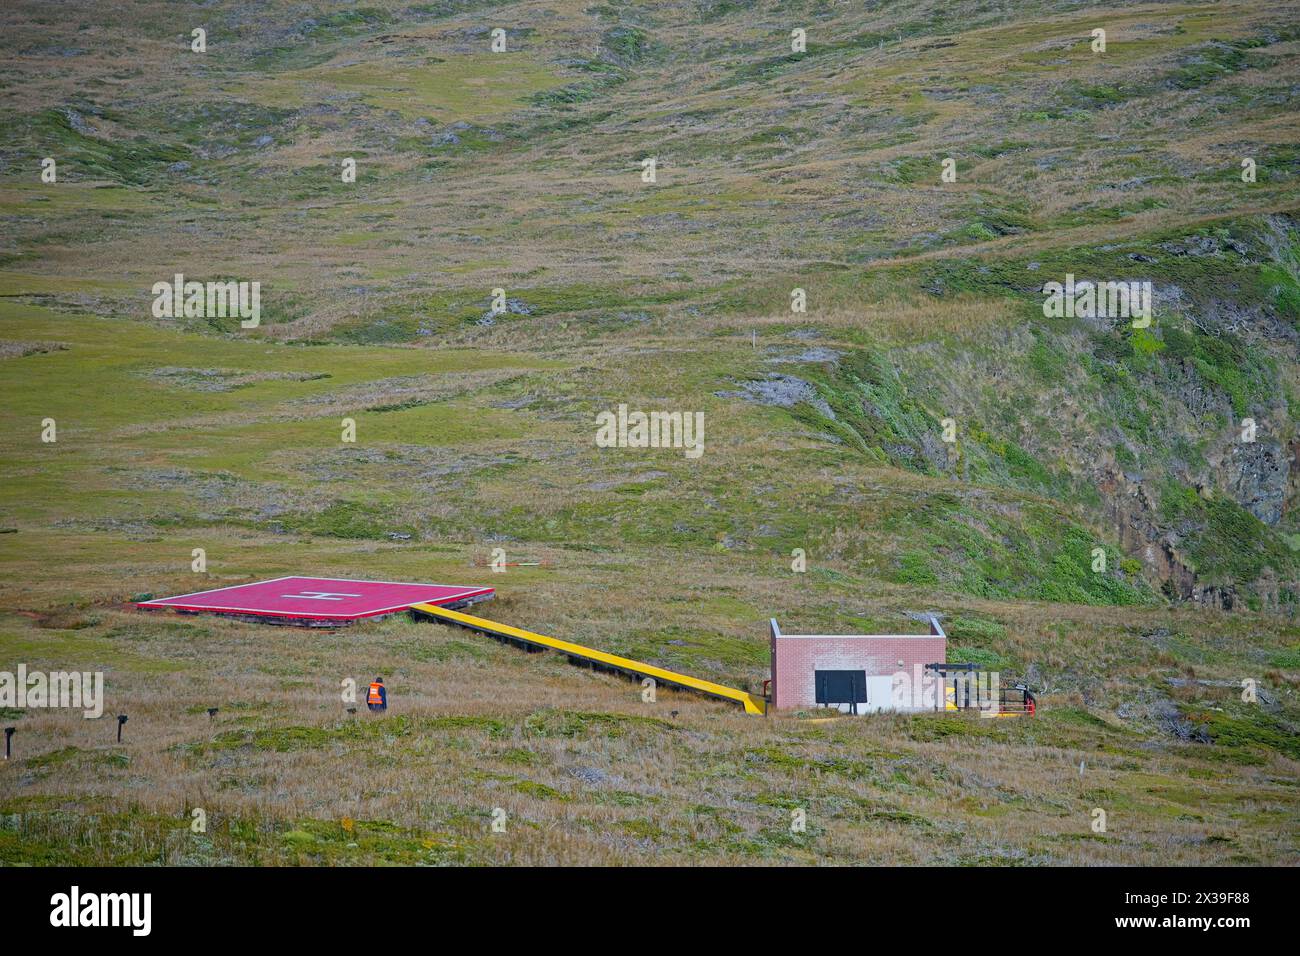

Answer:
[770,624,945,711]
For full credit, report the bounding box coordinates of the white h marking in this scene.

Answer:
[281,591,364,601]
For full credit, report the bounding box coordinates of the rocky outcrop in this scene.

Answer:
[1214,436,1291,525]
[1096,462,1199,596]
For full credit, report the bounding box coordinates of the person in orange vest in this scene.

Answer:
[367,677,387,713]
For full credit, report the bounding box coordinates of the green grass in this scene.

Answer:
[256,55,567,122]
[2,0,1299,867]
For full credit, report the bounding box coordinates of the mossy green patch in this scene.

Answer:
[522,709,672,739]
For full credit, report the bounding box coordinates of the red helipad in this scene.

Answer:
[137,576,494,624]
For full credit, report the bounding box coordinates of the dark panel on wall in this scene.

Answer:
[815,669,867,705]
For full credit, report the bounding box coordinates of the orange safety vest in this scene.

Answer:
[367,682,384,705]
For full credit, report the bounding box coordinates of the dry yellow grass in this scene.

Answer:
[2,0,1299,866]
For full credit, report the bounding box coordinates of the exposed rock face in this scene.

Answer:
[1216,437,1290,525]
[1081,217,1300,611]
[1096,463,1198,598]
[1094,436,1296,611]
[1290,438,1300,510]
[715,374,836,420]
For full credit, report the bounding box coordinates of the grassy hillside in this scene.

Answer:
[1,0,1298,865]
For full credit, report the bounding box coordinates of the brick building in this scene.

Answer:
[768,616,946,713]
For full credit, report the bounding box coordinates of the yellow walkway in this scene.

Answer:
[411,603,767,715]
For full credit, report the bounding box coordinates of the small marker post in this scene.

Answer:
[116,714,128,743]
[3,727,13,760]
